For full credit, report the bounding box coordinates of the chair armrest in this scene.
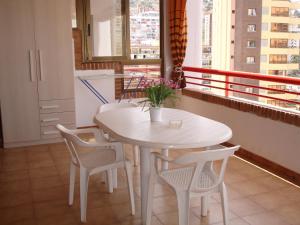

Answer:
[70,128,107,142]
[76,139,115,149]
[70,128,100,135]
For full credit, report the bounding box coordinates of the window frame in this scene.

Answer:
[270,38,288,48]
[269,54,288,64]
[76,0,164,72]
[246,56,255,64]
[248,8,257,16]
[247,24,257,32]
[271,7,289,17]
[247,40,256,48]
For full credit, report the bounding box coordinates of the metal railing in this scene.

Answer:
[183,66,300,107]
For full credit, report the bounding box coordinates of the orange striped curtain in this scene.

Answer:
[169,0,187,88]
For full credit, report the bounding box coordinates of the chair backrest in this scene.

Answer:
[56,124,84,166]
[167,145,240,192]
[98,102,137,114]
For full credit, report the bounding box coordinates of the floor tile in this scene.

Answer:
[249,190,296,210]
[75,206,120,225]
[32,186,68,203]
[36,212,79,225]
[273,202,300,225]
[213,218,251,225]
[33,199,74,219]
[230,180,269,197]
[192,202,238,225]
[29,166,59,179]
[156,210,201,225]
[31,176,63,190]
[0,204,34,224]
[0,192,32,208]
[254,175,290,191]
[151,196,178,215]
[0,170,29,182]
[229,197,266,217]
[0,179,31,193]
[243,211,291,225]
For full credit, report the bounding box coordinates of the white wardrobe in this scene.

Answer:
[0,0,75,147]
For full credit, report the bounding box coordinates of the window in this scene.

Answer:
[129,2,160,60]
[271,7,289,17]
[246,56,255,64]
[270,39,288,48]
[288,39,300,48]
[77,0,162,63]
[87,0,124,58]
[289,24,300,33]
[267,85,286,94]
[290,9,300,18]
[269,54,287,64]
[289,55,300,63]
[247,24,256,32]
[248,8,256,16]
[269,70,287,76]
[247,40,256,48]
[267,100,289,107]
[271,23,289,32]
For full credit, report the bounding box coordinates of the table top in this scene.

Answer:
[95,107,232,149]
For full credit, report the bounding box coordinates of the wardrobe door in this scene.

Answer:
[0,0,41,144]
[33,0,74,101]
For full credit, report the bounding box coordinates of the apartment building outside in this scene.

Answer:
[232,0,300,108]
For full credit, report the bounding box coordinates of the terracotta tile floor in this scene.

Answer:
[0,143,300,225]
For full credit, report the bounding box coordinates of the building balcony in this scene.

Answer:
[1,64,300,225]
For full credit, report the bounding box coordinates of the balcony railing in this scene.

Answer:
[183,67,300,110]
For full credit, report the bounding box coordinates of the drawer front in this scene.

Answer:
[41,124,76,139]
[40,99,75,114]
[40,112,75,127]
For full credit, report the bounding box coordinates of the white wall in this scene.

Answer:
[177,93,300,173]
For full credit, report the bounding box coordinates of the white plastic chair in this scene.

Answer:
[98,102,140,166]
[56,124,135,222]
[146,145,240,225]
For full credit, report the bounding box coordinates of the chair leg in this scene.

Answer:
[80,168,89,223]
[106,169,114,193]
[161,148,169,171]
[145,169,156,225]
[112,168,118,189]
[176,191,190,225]
[201,195,209,216]
[113,142,124,188]
[69,163,76,206]
[133,145,139,167]
[220,183,229,225]
[124,161,136,215]
[101,172,106,183]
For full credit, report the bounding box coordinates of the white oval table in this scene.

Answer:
[95,107,232,224]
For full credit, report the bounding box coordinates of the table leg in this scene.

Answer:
[139,147,151,225]
[161,148,169,171]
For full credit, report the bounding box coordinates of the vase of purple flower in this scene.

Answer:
[139,78,179,122]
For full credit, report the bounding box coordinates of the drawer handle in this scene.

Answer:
[40,105,59,109]
[41,118,59,122]
[43,131,60,135]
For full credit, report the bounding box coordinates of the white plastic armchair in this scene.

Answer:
[146,145,240,225]
[56,124,135,223]
[98,102,140,166]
